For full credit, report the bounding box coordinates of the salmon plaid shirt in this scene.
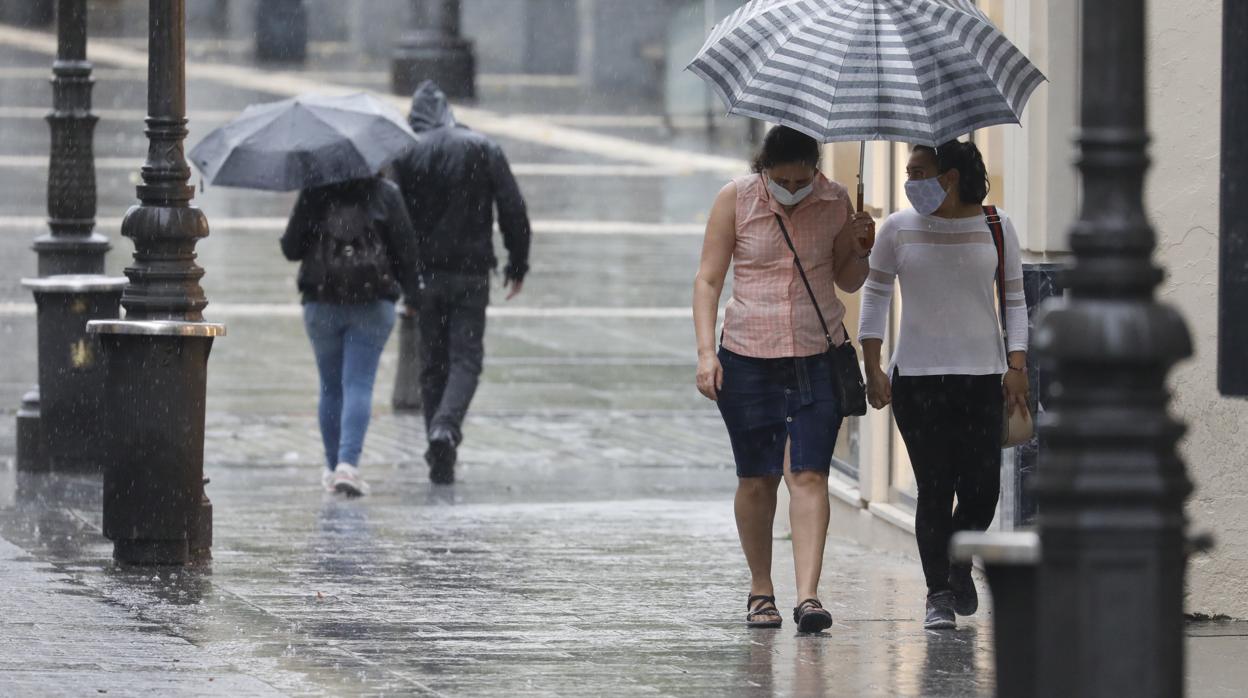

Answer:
[720,173,851,359]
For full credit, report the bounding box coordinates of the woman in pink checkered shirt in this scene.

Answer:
[693,126,874,633]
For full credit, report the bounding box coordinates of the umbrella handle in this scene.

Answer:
[856,141,867,213]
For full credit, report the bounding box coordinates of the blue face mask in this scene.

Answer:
[767,177,814,207]
[904,175,950,215]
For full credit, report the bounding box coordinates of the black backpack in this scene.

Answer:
[305,196,395,303]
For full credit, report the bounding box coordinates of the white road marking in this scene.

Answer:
[0,67,581,87]
[0,154,695,178]
[295,71,582,89]
[0,106,242,121]
[0,25,747,175]
[0,215,705,236]
[0,301,700,320]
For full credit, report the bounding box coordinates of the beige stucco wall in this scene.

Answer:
[1144,0,1244,618]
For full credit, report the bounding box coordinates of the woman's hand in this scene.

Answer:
[866,365,891,409]
[696,352,724,401]
[1003,368,1030,416]
[847,211,876,256]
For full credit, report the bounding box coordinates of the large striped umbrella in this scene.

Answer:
[687,0,1045,206]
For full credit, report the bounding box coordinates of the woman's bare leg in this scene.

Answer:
[785,439,831,602]
[736,474,783,597]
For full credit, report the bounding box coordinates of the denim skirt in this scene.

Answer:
[715,347,842,478]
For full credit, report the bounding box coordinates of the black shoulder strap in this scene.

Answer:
[984,205,1008,337]
[774,213,841,349]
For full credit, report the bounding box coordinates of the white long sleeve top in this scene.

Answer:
[858,208,1028,376]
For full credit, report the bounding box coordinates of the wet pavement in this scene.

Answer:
[0,13,1244,697]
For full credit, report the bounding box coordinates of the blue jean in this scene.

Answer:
[303,301,396,470]
[715,347,842,478]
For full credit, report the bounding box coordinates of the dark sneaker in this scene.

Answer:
[426,427,457,485]
[924,591,957,630]
[948,563,979,616]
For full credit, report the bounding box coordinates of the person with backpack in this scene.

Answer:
[281,176,424,496]
[858,140,1031,630]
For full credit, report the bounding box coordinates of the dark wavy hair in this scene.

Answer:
[912,140,990,204]
[752,125,821,173]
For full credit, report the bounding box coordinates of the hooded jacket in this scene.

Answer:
[392,81,532,282]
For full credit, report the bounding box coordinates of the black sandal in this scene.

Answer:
[746,594,783,628]
[793,598,833,633]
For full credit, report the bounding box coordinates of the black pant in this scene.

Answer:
[891,372,1003,594]
[419,272,489,442]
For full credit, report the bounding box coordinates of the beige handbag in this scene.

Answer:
[1003,401,1035,448]
[986,206,1035,448]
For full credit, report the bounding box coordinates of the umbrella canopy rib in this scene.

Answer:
[189,92,419,191]
[686,0,1046,145]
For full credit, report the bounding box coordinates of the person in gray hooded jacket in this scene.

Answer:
[391,80,532,485]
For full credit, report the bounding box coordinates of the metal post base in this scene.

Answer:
[951,532,1040,698]
[88,321,224,567]
[392,36,476,99]
[15,389,44,472]
[192,477,212,562]
[392,312,423,412]
[112,539,192,566]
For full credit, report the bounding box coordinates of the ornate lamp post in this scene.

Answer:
[1032,0,1193,695]
[38,0,108,276]
[87,0,225,566]
[391,0,475,99]
[16,0,126,473]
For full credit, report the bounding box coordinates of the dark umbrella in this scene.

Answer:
[189,93,419,192]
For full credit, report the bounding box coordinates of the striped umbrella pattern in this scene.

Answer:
[687,0,1046,145]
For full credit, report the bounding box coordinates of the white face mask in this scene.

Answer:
[904,175,950,215]
[767,177,814,207]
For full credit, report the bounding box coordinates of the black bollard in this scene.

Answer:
[15,390,43,473]
[951,532,1039,698]
[22,276,126,472]
[1032,0,1194,695]
[392,0,476,99]
[255,0,307,63]
[87,0,225,567]
[392,311,424,412]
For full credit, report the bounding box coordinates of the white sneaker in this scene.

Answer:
[321,469,335,493]
[332,463,370,497]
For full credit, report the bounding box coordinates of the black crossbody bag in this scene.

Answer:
[774,214,868,417]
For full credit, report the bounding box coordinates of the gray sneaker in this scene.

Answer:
[331,463,370,497]
[948,564,979,616]
[924,591,957,630]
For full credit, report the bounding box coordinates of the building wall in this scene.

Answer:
[1144,0,1242,618]
[583,0,670,97]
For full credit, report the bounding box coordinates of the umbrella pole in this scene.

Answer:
[857,141,866,213]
